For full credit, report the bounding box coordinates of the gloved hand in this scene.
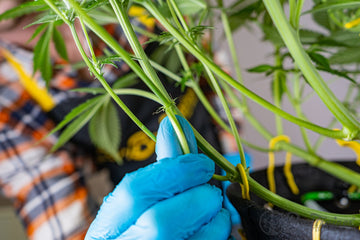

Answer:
[85,116,231,240]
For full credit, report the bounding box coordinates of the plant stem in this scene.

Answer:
[109,0,190,154]
[273,48,284,135]
[168,0,246,166]
[291,71,314,152]
[219,2,247,106]
[263,0,360,139]
[277,141,360,187]
[248,177,360,227]
[172,44,231,132]
[205,66,247,167]
[140,0,349,140]
[69,22,156,141]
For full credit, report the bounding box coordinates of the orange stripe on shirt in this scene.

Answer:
[15,161,75,202]
[26,187,88,237]
[0,141,34,161]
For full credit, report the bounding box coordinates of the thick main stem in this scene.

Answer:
[263,0,360,138]
[109,0,190,154]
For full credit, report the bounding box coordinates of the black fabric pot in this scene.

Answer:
[226,161,360,240]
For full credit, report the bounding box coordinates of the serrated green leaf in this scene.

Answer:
[330,47,360,64]
[44,95,107,141]
[53,27,68,61]
[89,100,122,163]
[33,23,53,85]
[112,72,139,89]
[27,24,48,43]
[71,87,106,94]
[174,0,206,15]
[305,0,360,14]
[247,64,275,73]
[261,24,285,47]
[25,14,60,28]
[299,29,325,44]
[51,100,104,152]
[189,25,213,42]
[308,52,330,69]
[329,30,360,47]
[228,1,263,32]
[0,1,46,21]
[317,66,356,84]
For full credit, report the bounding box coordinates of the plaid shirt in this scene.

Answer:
[0,41,95,239]
[0,8,155,239]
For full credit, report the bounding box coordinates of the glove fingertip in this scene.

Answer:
[155,115,197,160]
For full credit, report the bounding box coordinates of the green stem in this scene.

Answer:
[291,72,314,152]
[168,0,190,32]
[109,0,190,154]
[79,17,98,67]
[221,82,273,141]
[173,44,231,132]
[69,22,156,141]
[205,67,247,167]
[141,0,349,140]
[166,0,187,35]
[220,3,247,105]
[113,89,161,104]
[43,0,156,141]
[169,0,246,166]
[273,49,284,135]
[263,0,360,138]
[248,177,360,227]
[277,141,360,188]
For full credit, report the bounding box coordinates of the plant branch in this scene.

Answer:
[248,177,360,227]
[263,0,360,139]
[140,0,349,141]
[109,0,190,154]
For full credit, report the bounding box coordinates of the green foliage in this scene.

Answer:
[174,0,206,15]
[0,1,46,21]
[53,27,69,61]
[89,99,122,163]
[33,23,53,86]
[50,95,107,151]
[306,0,360,14]
[227,0,263,32]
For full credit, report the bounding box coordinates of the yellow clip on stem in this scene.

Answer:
[336,139,360,193]
[236,164,250,200]
[336,139,360,167]
[312,219,325,240]
[344,17,360,29]
[268,135,299,195]
[0,48,55,112]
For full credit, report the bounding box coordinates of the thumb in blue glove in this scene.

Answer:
[85,115,231,240]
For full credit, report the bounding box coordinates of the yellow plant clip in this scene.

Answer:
[335,139,360,167]
[336,138,360,193]
[0,48,55,112]
[128,5,156,29]
[268,135,299,195]
[312,219,325,240]
[344,17,360,29]
[237,164,250,200]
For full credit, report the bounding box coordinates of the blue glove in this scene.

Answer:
[85,116,231,240]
